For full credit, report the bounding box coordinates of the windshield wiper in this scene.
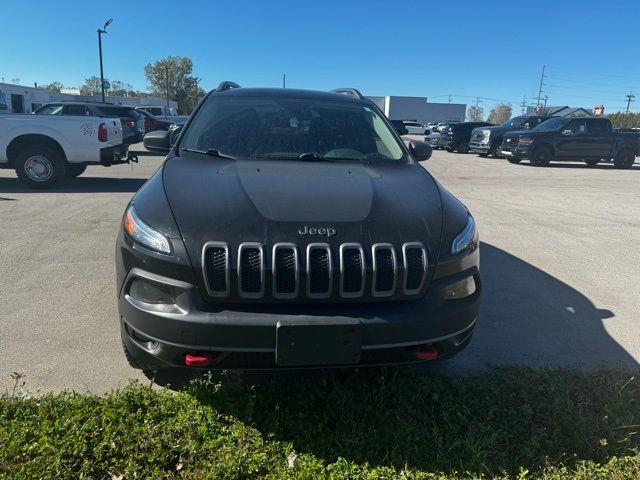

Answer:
[181,148,236,159]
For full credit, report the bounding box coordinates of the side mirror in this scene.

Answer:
[409,140,433,161]
[143,130,171,153]
[561,129,573,136]
[169,125,183,145]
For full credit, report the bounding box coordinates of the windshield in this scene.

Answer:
[179,95,405,161]
[501,116,527,127]
[0,90,7,111]
[532,117,570,131]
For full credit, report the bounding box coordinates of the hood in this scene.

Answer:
[162,154,444,265]
[503,129,536,139]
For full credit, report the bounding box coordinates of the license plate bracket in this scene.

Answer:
[276,319,362,367]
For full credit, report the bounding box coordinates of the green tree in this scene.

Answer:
[607,112,640,129]
[467,105,484,122]
[144,56,205,114]
[41,81,64,92]
[487,103,512,124]
[80,76,104,95]
[109,80,135,97]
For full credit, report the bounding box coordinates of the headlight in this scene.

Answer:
[518,137,533,145]
[451,215,478,255]
[124,206,171,254]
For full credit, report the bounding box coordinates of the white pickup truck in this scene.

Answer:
[0,113,130,188]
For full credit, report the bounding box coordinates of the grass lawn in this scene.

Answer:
[2,367,640,479]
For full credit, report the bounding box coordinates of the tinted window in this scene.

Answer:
[501,116,527,127]
[144,107,162,116]
[180,96,405,161]
[565,119,587,135]
[97,106,140,118]
[34,103,63,115]
[62,104,89,115]
[587,119,610,134]
[533,117,570,131]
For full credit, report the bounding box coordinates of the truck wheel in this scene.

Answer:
[529,146,552,166]
[65,163,87,178]
[507,157,522,164]
[584,159,600,167]
[614,149,635,169]
[457,141,469,153]
[477,153,488,157]
[490,144,502,158]
[15,145,66,189]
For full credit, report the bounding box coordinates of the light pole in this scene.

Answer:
[97,18,113,103]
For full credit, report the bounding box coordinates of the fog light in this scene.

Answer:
[444,276,476,300]
[129,278,176,305]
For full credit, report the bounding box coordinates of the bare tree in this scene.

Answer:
[487,103,512,124]
[467,105,484,122]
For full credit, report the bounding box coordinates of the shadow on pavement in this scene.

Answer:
[0,177,147,194]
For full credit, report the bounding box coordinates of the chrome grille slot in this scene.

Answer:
[238,243,264,298]
[372,244,397,297]
[307,243,332,298]
[402,242,427,295]
[272,243,298,298]
[340,243,365,298]
[202,242,229,297]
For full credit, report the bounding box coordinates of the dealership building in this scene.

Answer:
[0,81,177,114]
[367,95,466,124]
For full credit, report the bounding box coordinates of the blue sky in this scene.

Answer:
[2,0,639,113]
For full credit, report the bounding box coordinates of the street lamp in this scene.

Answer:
[97,18,113,103]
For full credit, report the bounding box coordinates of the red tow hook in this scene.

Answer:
[185,352,213,367]
[412,343,439,360]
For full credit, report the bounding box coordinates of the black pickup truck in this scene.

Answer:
[500,117,640,168]
[470,115,551,157]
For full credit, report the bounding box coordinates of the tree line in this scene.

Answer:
[38,56,205,114]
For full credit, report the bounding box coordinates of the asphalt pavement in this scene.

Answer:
[1,142,639,393]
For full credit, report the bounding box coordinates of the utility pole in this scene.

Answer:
[97,18,113,103]
[165,65,170,108]
[543,95,548,109]
[474,97,482,108]
[283,74,286,88]
[448,94,451,104]
[625,91,635,113]
[520,95,527,114]
[535,65,546,108]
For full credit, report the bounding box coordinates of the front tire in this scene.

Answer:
[65,163,87,178]
[529,146,552,166]
[457,141,470,153]
[15,145,66,189]
[614,149,635,169]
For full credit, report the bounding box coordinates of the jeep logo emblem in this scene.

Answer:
[298,225,336,237]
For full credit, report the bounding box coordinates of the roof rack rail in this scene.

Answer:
[216,81,241,92]
[330,88,364,100]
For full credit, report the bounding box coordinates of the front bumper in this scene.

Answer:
[469,141,491,154]
[119,264,480,370]
[500,142,531,158]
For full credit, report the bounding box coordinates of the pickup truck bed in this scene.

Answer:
[0,114,129,188]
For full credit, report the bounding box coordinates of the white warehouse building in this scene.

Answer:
[0,81,177,114]
[367,95,466,124]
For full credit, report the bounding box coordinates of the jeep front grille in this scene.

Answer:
[202,241,428,302]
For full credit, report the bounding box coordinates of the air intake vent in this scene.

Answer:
[402,242,428,295]
[340,244,365,298]
[273,243,298,298]
[307,244,332,298]
[238,243,264,298]
[372,244,397,297]
[202,242,229,297]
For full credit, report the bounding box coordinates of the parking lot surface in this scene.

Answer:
[1,143,639,393]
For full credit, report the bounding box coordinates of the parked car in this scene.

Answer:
[0,112,127,188]
[135,105,188,124]
[426,130,444,149]
[137,109,173,133]
[501,117,640,168]
[390,120,409,135]
[34,102,144,145]
[117,82,480,371]
[437,122,493,153]
[402,121,430,135]
[470,115,552,157]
